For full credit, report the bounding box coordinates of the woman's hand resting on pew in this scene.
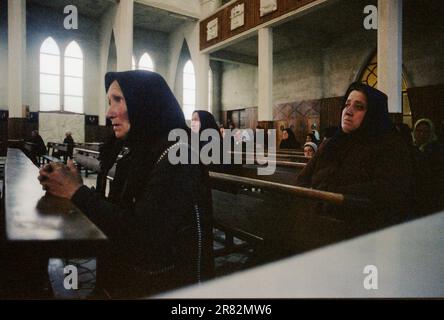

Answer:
[38,159,83,199]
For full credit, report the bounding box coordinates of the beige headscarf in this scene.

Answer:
[413,118,438,151]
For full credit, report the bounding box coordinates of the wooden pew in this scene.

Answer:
[230,150,309,162]
[209,171,370,265]
[73,147,101,176]
[74,142,103,152]
[47,142,69,163]
[3,148,107,256]
[1,148,108,297]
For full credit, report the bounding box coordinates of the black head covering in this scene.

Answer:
[341,82,394,138]
[193,110,220,134]
[104,70,188,202]
[105,70,188,147]
[280,128,301,149]
[323,82,395,160]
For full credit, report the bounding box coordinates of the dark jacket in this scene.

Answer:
[29,134,47,156]
[296,83,412,237]
[71,71,214,297]
[63,135,74,158]
[279,129,301,150]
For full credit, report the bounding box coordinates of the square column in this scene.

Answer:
[377,0,402,113]
[8,0,26,118]
[258,28,273,121]
[114,0,134,71]
[195,53,210,113]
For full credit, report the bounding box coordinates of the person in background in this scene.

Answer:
[296,82,412,239]
[303,142,318,158]
[31,130,47,154]
[306,132,320,146]
[191,110,223,166]
[280,128,301,150]
[63,131,75,159]
[412,118,444,214]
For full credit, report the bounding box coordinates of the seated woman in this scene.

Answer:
[280,128,301,150]
[412,118,444,214]
[303,142,318,158]
[296,82,412,236]
[191,110,221,140]
[191,110,226,171]
[38,70,214,298]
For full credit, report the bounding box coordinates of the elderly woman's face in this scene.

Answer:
[341,90,368,133]
[106,80,130,139]
[191,112,201,133]
[414,122,432,146]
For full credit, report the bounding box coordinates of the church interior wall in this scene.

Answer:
[25,3,101,117]
[0,0,9,110]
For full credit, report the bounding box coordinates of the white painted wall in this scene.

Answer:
[39,112,85,144]
[221,63,258,111]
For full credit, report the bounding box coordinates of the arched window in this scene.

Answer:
[138,53,154,72]
[183,60,195,120]
[208,68,213,112]
[64,41,83,113]
[40,37,60,111]
[132,55,136,70]
[360,53,412,126]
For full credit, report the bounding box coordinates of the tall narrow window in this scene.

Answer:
[208,68,213,112]
[132,55,136,70]
[64,41,83,113]
[183,60,195,120]
[40,37,60,111]
[138,53,154,72]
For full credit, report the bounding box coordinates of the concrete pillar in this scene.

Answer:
[377,0,402,113]
[258,27,273,121]
[195,53,210,113]
[8,0,26,118]
[114,0,133,71]
[99,6,117,126]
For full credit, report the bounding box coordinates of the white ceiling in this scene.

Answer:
[28,0,196,33]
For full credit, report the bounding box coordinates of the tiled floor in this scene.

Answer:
[47,171,251,299]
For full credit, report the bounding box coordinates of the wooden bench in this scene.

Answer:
[73,147,100,177]
[47,142,68,163]
[41,154,63,164]
[209,171,370,264]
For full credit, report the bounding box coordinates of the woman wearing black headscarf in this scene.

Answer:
[38,71,214,297]
[296,82,412,236]
[280,128,301,150]
[191,110,225,165]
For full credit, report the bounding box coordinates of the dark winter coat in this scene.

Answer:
[296,83,412,236]
[71,70,214,297]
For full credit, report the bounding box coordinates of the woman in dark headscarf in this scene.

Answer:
[191,110,221,152]
[38,70,214,297]
[296,82,412,237]
[411,118,444,214]
[191,110,220,135]
[279,128,301,150]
